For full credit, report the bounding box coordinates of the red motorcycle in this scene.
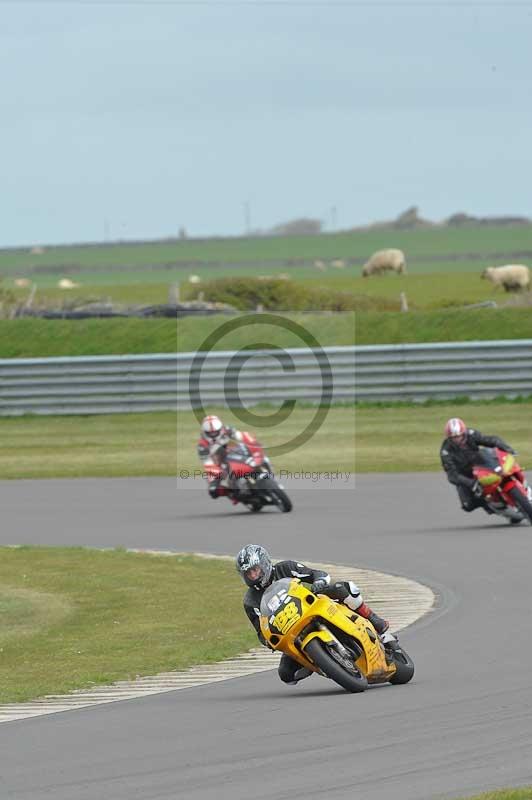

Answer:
[205,432,292,513]
[472,447,532,524]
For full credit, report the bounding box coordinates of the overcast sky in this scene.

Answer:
[1,0,531,247]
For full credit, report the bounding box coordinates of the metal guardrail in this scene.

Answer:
[355,340,532,401]
[1,340,532,415]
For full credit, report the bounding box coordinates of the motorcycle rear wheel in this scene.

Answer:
[304,638,367,693]
[508,486,532,525]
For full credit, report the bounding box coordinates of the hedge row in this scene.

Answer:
[181,277,399,312]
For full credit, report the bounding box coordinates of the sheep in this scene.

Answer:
[57,278,80,289]
[314,260,327,272]
[14,278,31,288]
[481,264,530,292]
[330,259,345,269]
[362,248,406,277]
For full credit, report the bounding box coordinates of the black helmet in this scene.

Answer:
[235,544,273,589]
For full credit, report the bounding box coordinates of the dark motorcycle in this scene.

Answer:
[205,432,292,513]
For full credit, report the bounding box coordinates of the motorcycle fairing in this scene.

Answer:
[260,579,395,684]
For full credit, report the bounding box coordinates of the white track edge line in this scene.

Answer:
[0,550,435,724]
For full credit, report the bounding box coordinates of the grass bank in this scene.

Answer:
[460,790,532,800]
[1,403,531,479]
[2,308,532,358]
[0,548,255,704]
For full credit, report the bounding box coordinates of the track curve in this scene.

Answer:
[1,475,532,800]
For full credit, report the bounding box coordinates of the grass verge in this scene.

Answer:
[1,403,532,479]
[0,408,356,478]
[460,790,532,800]
[2,307,532,358]
[0,548,255,705]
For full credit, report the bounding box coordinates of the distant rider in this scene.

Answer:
[440,417,515,513]
[235,544,390,686]
[197,415,244,500]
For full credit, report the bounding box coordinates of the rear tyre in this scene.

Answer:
[304,638,367,693]
[508,486,532,525]
[257,478,293,512]
[387,645,415,685]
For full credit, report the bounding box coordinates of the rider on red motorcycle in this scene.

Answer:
[236,544,390,685]
[440,417,516,513]
[197,415,244,499]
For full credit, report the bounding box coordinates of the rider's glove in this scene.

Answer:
[210,440,227,458]
[311,579,328,594]
[471,479,483,498]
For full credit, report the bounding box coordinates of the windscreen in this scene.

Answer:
[260,578,293,616]
[473,447,499,469]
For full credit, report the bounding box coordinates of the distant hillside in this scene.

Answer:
[1,212,532,277]
[351,205,531,232]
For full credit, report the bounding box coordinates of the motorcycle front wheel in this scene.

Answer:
[508,486,532,525]
[304,638,367,693]
[387,645,415,685]
[257,478,293,512]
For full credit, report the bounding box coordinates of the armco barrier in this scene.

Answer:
[1,340,532,415]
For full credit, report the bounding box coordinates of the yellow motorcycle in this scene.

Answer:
[260,578,414,693]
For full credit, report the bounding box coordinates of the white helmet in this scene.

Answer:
[201,415,224,442]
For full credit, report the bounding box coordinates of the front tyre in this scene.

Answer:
[387,645,415,685]
[257,478,293,512]
[304,638,367,693]
[508,486,532,525]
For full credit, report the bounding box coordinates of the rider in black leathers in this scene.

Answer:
[440,417,515,512]
[236,544,389,685]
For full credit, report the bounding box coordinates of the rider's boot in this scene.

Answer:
[208,479,230,499]
[286,667,313,685]
[356,602,389,635]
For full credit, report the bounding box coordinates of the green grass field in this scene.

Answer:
[1,221,532,354]
[6,263,525,307]
[0,548,256,704]
[2,224,532,275]
[1,403,531,479]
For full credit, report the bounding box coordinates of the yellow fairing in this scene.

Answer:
[503,453,515,474]
[478,473,501,487]
[259,579,396,683]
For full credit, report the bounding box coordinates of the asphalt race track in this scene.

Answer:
[1,474,532,800]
